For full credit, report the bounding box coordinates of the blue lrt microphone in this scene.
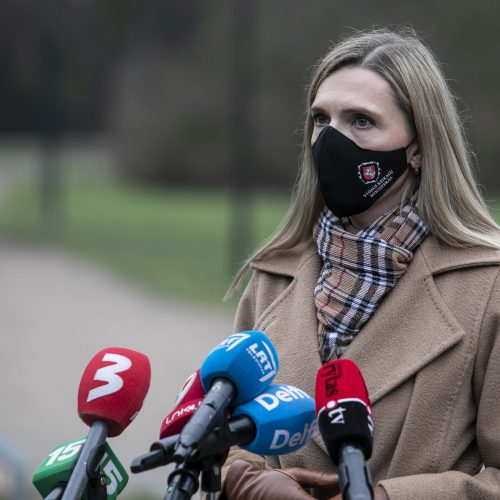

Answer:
[173,331,278,461]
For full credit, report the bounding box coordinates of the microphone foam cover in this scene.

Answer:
[78,347,151,437]
[315,359,373,464]
[232,384,317,456]
[174,369,205,407]
[315,359,370,414]
[159,398,202,439]
[200,331,278,405]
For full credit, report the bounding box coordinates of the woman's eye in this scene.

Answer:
[353,115,373,128]
[312,112,330,126]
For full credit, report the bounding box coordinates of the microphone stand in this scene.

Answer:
[165,456,223,500]
[165,413,229,500]
[43,471,108,500]
[44,485,65,500]
[45,435,108,500]
[200,461,222,500]
[61,422,108,500]
[165,462,201,500]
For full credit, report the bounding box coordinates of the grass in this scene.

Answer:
[0,175,290,306]
[2,143,499,307]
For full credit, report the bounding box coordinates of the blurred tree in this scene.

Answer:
[0,0,498,192]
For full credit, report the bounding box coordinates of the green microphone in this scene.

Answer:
[32,437,128,499]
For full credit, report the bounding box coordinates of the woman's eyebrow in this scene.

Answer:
[310,105,328,115]
[342,106,381,118]
[310,104,383,120]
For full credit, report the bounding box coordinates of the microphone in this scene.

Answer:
[315,359,374,500]
[131,384,317,472]
[159,369,205,439]
[173,331,278,461]
[160,398,203,439]
[62,347,151,500]
[159,370,223,499]
[32,438,128,499]
[231,383,317,455]
[173,369,205,407]
[160,370,229,445]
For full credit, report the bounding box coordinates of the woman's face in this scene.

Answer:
[310,66,419,228]
[310,66,414,151]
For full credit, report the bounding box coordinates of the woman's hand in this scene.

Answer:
[224,459,339,499]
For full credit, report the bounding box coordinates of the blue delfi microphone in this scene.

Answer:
[173,331,279,461]
[132,384,316,473]
[232,384,317,456]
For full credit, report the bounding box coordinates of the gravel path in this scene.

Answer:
[0,241,233,499]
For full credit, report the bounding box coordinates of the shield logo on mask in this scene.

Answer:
[358,162,380,184]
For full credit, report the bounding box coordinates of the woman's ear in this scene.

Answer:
[409,153,421,176]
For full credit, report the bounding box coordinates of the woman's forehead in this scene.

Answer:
[312,67,397,115]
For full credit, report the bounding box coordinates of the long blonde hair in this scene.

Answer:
[227,27,500,297]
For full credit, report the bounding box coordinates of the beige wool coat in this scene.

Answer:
[224,235,500,499]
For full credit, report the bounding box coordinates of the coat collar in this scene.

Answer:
[251,235,500,279]
[250,239,317,277]
[250,235,500,455]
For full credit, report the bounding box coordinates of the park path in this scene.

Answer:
[0,240,233,499]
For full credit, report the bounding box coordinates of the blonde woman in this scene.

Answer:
[222,28,500,500]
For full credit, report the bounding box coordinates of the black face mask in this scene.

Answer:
[312,126,413,217]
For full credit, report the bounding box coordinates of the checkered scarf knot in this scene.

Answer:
[313,203,428,362]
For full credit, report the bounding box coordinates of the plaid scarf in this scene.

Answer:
[313,202,428,362]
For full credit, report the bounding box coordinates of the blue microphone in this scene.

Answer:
[131,384,316,472]
[232,384,316,455]
[173,331,278,461]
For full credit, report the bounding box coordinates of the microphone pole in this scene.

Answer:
[165,462,221,500]
[59,347,150,500]
[44,485,65,500]
[157,368,224,500]
[61,422,108,500]
[34,437,128,500]
[165,412,228,500]
[338,443,373,500]
[165,462,201,500]
[315,359,374,500]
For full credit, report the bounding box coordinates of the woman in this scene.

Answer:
[222,28,500,499]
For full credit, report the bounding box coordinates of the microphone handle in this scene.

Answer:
[61,421,108,500]
[338,443,373,500]
[133,414,255,472]
[45,485,65,500]
[174,378,236,461]
[164,462,201,500]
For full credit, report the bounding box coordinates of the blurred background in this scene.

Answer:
[0,0,498,498]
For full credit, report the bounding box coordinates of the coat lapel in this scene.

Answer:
[252,237,470,456]
[253,247,324,400]
[343,243,466,405]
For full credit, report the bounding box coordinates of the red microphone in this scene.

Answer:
[159,368,230,468]
[315,359,373,500]
[160,398,203,439]
[78,347,151,437]
[159,369,205,439]
[63,347,151,500]
[173,369,205,407]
